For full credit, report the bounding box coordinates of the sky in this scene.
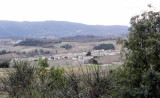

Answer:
[0,0,160,26]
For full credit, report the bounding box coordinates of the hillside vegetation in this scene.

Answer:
[93,43,115,50]
[61,35,122,42]
[16,38,61,47]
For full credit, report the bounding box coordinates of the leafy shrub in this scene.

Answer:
[0,61,117,97]
[60,44,72,50]
[86,51,91,56]
[30,67,65,98]
[118,70,160,98]
[93,43,115,50]
[17,38,61,46]
[38,58,49,67]
[88,58,98,64]
[0,60,10,68]
[0,50,7,55]
[63,65,117,97]
[1,61,35,97]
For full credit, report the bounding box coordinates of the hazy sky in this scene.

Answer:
[0,0,160,25]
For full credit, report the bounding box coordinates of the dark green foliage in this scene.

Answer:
[88,58,98,64]
[61,35,120,42]
[117,9,160,97]
[119,70,160,98]
[0,50,11,55]
[93,43,115,50]
[86,51,91,56]
[30,67,65,98]
[0,60,10,68]
[60,44,72,50]
[17,38,61,46]
[0,50,7,55]
[143,70,160,97]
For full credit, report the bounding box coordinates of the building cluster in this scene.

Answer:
[11,50,120,62]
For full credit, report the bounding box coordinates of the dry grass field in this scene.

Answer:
[0,63,121,76]
[0,39,120,54]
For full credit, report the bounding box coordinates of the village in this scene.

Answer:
[11,49,121,66]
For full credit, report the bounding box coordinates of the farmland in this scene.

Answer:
[0,37,122,67]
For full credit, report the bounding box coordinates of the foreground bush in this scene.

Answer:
[1,61,35,97]
[69,66,116,97]
[0,61,117,98]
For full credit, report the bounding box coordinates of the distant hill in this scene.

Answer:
[0,20,129,38]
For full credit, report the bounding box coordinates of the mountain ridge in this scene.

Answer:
[0,20,129,38]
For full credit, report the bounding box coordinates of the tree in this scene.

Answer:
[60,44,72,50]
[86,51,91,56]
[93,43,115,50]
[0,60,10,68]
[0,50,7,55]
[118,8,160,97]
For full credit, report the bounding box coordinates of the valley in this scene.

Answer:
[0,37,122,67]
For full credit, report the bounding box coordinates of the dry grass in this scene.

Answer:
[96,55,122,64]
[61,64,121,75]
[0,68,14,79]
[0,63,121,77]
[0,95,7,98]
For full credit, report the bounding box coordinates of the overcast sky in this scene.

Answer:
[0,0,159,26]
